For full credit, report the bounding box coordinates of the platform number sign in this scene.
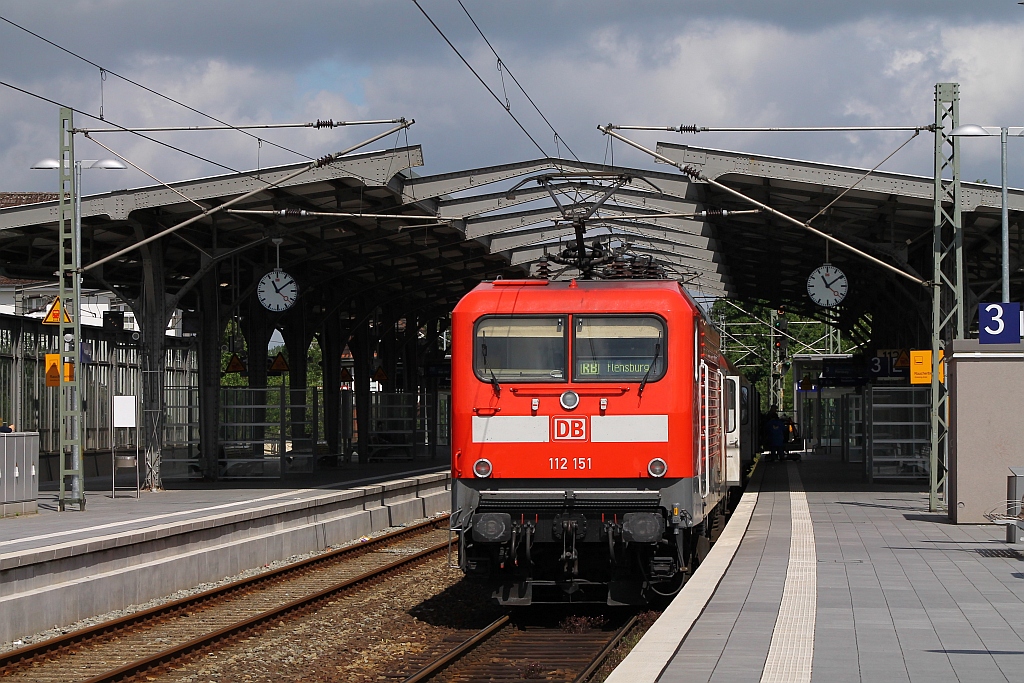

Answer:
[979,302,1022,344]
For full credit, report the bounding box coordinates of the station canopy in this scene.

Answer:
[0,142,1020,348]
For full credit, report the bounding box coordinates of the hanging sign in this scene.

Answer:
[225,353,247,373]
[372,366,389,382]
[269,352,290,372]
[42,297,71,325]
[979,302,1022,344]
[909,350,945,385]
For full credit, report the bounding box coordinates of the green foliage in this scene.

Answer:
[219,319,324,388]
[711,300,859,413]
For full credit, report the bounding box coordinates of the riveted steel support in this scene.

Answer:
[57,107,85,511]
[930,83,964,512]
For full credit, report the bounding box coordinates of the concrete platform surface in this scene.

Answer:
[612,453,1024,683]
[0,461,451,644]
[0,462,447,555]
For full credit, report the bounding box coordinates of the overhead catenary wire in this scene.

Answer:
[76,119,406,133]
[0,78,416,216]
[0,14,318,163]
[597,124,928,287]
[455,0,580,162]
[84,132,205,210]
[410,0,550,159]
[83,119,415,273]
[606,124,938,133]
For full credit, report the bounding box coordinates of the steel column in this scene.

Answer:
[930,82,965,512]
[57,107,85,511]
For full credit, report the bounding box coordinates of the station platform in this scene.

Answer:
[0,461,450,645]
[609,454,1024,683]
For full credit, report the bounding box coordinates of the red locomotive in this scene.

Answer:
[450,278,731,605]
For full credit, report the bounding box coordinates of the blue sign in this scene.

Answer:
[979,302,1021,344]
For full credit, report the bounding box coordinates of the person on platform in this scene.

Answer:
[764,408,787,463]
[0,422,12,433]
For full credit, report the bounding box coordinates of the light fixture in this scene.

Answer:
[948,123,1024,303]
[31,158,127,170]
[648,457,667,477]
[473,458,493,478]
[949,124,996,137]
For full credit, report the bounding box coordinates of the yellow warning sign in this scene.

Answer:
[372,366,388,382]
[340,367,353,382]
[909,349,945,384]
[894,349,911,369]
[41,297,71,325]
[225,353,247,373]
[45,354,60,387]
[269,352,290,372]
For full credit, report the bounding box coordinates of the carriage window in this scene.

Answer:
[740,386,750,425]
[474,316,567,382]
[573,316,666,382]
[727,378,737,432]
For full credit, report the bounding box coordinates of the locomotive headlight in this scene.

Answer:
[559,390,580,411]
[648,457,668,478]
[473,458,493,478]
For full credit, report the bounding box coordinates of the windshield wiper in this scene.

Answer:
[638,342,661,397]
[481,343,500,397]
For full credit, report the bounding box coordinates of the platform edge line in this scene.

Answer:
[603,460,765,683]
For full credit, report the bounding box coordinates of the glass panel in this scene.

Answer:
[740,385,750,425]
[573,316,666,381]
[475,316,567,382]
[727,378,737,432]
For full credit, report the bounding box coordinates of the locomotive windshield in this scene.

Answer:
[474,316,567,382]
[573,316,666,382]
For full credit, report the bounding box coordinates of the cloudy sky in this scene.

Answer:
[2,1,1023,196]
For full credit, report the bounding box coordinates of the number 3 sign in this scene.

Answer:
[979,302,1022,344]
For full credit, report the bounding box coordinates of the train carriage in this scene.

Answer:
[450,278,731,605]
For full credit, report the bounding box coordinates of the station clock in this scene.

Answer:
[257,269,298,312]
[806,264,848,307]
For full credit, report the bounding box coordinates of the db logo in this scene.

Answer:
[553,417,587,441]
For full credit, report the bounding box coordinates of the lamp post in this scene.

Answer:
[949,124,1024,303]
[33,141,125,511]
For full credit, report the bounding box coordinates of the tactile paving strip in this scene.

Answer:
[760,462,816,683]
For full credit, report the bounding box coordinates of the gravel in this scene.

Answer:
[0,512,450,655]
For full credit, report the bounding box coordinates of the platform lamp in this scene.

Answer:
[33,149,126,510]
[949,124,1024,303]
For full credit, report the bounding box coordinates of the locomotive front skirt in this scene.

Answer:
[450,279,733,605]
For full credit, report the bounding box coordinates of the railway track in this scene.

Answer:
[399,611,640,682]
[0,518,449,683]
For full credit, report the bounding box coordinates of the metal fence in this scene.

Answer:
[0,315,198,466]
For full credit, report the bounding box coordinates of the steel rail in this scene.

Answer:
[0,517,444,675]
[79,539,450,683]
[402,615,511,683]
[573,613,641,683]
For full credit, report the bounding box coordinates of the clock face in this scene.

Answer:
[257,270,298,312]
[806,264,848,307]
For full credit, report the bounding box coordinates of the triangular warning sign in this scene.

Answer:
[894,349,911,369]
[340,367,353,382]
[42,297,71,325]
[225,353,247,373]
[269,352,290,372]
[372,366,388,382]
